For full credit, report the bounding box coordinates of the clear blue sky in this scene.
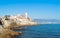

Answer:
[0,0,60,19]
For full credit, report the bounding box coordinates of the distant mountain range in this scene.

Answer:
[33,19,60,24]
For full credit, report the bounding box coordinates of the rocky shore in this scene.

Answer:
[0,26,22,38]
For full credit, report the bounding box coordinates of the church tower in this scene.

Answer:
[25,12,28,19]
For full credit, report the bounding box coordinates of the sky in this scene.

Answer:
[0,0,60,19]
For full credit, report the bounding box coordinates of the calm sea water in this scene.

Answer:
[16,24,60,38]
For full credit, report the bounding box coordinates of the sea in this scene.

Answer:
[16,24,60,38]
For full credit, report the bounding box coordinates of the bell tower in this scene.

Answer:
[25,12,28,19]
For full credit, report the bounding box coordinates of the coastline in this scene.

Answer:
[0,13,38,38]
